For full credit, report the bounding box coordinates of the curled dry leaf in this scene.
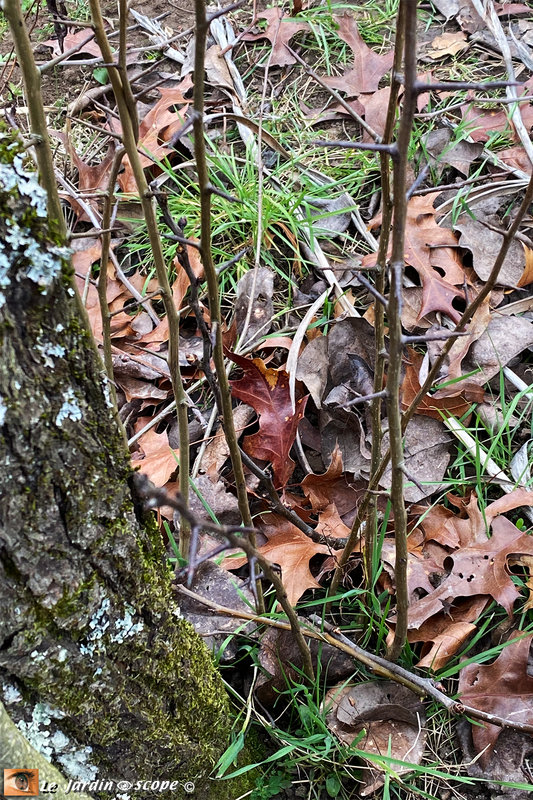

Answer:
[142,245,204,344]
[401,349,482,420]
[408,596,489,671]
[43,28,103,59]
[381,414,452,503]
[224,514,330,605]
[131,426,177,487]
[460,315,533,385]
[426,30,468,59]
[324,681,426,796]
[117,76,193,193]
[421,127,483,177]
[455,213,526,286]
[255,626,355,706]
[406,489,533,630]
[301,444,365,526]
[176,562,255,662]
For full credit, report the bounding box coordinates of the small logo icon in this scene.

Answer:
[3,769,39,796]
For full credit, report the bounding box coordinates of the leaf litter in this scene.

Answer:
[24,0,533,794]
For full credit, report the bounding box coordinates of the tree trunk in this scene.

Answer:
[0,134,246,798]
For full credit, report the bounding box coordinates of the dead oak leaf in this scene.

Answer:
[459,632,533,768]
[228,351,307,488]
[118,76,193,193]
[426,30,468,59]
[43,28,103,59]
[225,515,329,605]
[131,427,177,487]
[242,7,309,67]
[364,194,466,323]
[407,491,533,630]
[323,14,394,96]
[401,349,482,420]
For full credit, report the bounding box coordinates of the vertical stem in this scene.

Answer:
[3,0,65,239]
[366,18,406,583]
[193,0,264,612]
[98,147,125,417]
[89,0,191,556]
[329,2,407,600]
[118,0,139,141]
[385,0,418,661]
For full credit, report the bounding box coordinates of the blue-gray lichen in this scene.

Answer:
[0,140,70,309]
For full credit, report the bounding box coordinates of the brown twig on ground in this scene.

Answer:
[173,584,533,736]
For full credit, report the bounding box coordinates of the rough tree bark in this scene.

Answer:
[0,133,249,798]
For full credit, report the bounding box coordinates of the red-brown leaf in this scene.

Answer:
[401,350,482,420]
[117,77,193,192]
[364,194,465,323]
[407,490,533,630]
[228,352,307,488]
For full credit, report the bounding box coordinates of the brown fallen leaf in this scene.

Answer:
[360,87,391,142]
[401,350,481,420]
[177,562,255,662]
[364,194,466,323]
[406,489,533,630]
[461,99,533,144]
[254,626,355,706]
[141,245,204,344]
[118,76,193,193]
[241,7,309,67]
[224,514,330,605]
[455,213,526,286]
[228,351,307,488]
[131,426,177,487]
[408,596,489,671]
[517,245,533,287]
[426,30,468,59]
[323,14,394,96]
[43,28,103,59]
[458,632,533,768]
[422,127,484,177]
[460,314,533,385]
[301,445,365,526]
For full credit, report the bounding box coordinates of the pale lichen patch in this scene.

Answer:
[55,388,82,426]
[2,682,22,704]
[109,604,144,643]
[58,747,98,782]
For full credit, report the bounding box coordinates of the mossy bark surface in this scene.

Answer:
[0,133,243,799]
